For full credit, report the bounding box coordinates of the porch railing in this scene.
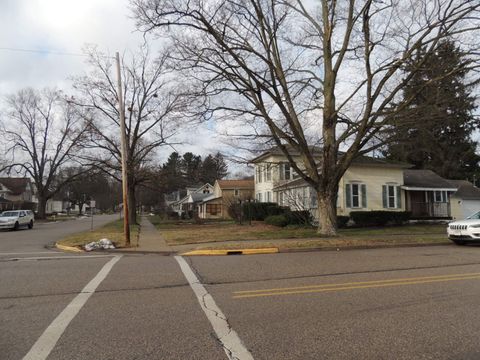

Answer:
[409,202,450,218]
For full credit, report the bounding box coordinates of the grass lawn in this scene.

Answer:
[149,216,449,249]
[56,220,140,249]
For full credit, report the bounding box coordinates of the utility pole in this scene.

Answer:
[115,52,130,246]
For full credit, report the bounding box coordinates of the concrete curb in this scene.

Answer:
[278,241,452,253]
[109,248,173,256]
[180,248,279,256]
[55,243,84,253]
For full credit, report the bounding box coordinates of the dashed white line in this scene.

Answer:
[22,255,122,360]
[175,255,254,360]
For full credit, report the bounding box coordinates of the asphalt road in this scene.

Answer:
[2,219,480,359]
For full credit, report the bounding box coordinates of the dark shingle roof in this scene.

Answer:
[0,178,31,195]
[217,179,254,189]
[449,180,480,200]
[403,170,457,189]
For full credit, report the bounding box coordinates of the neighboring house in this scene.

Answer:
[0,178,35,211]
[448,180,480,220]
[198,179,255,219]
[251,147,410,220]
[170,183,214,217]
[402,170,458,219]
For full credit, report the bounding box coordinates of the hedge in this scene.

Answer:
[349,211,411,227]
[265,214,289,227]
[285,210,312,225]
[337,216,350,228]
[242,202,285,221]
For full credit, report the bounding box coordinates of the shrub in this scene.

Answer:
[242,202,285,221]
[350,211,411,227]
[337,216,350,228]
[228,203,243,222]
[285,210,312,225]
[265,214,289,227]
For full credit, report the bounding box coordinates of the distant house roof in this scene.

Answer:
[0,178,31,195]
[403,170,457,191]
[217,179,254,189]
[250,146,410,168]
[449,180,480,200]
[188,193,212,203]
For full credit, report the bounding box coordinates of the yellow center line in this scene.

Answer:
[233,274,480,299]
[234,272,480,295]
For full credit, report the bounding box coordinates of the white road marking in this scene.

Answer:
[0,252,58,255]
[5,255,115,261]
[22,255,122,360]
[175,256,253,360]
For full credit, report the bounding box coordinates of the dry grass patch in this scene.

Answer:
[57,220,140,249]
[154,218,448,247]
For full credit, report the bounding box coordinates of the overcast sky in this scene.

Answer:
[0,0,249,174]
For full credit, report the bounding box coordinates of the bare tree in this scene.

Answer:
[0,88,90,218]
[72,46,187,224]
[132,0,480,235]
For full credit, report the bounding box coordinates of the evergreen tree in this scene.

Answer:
[385,40,480,180]
[200,152,228,184]
[162,152,184,192]
[181,152,202,184]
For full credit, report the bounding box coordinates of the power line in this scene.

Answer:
[0,47,116,59]
[0,47,88,58]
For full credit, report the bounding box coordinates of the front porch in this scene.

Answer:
[405,190,452,219]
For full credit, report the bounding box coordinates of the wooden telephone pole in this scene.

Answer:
[115,52,130,246]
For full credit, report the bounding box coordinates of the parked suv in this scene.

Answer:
[0,210,35,230]
[447,210,480,245]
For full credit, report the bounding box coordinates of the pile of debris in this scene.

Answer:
[84,238,115,251]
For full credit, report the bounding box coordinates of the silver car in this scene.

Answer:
[0,210,35,230]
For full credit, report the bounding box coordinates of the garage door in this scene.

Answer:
[462,200,480,219]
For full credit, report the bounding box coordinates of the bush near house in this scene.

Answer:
[285,210,312,225]
[265,214,289,227]
[337,216,350,228]
[241,202,284,221]
[350,211,411,227]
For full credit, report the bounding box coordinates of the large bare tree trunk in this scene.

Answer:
[36,195,47,220]
[316,186,338,236]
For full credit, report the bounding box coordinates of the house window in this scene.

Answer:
[351,184,360,208]
[256,166,263,183]
[434,190,447,203]
[267,191,271,202]
[279,192,284,206]
[206,204,221,215]
[387,185,396,208]
[280,163,291,180]
[234,189,240,197]
[266,164,272,181]
[346,183,366,208]
[256,193,263,202]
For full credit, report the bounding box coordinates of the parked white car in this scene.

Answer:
[0,210,35,230]
[447,211,480,245]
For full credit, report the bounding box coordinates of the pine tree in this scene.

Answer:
[200,152,228,184]
[385,40,480,180]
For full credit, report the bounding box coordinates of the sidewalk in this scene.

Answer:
[121,216,172,253]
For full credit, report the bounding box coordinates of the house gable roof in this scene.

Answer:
[403,170,457,190]
[250,146,410,169]
[217,179,254,190]
[0,178,31,195]
[448,180,480,200]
